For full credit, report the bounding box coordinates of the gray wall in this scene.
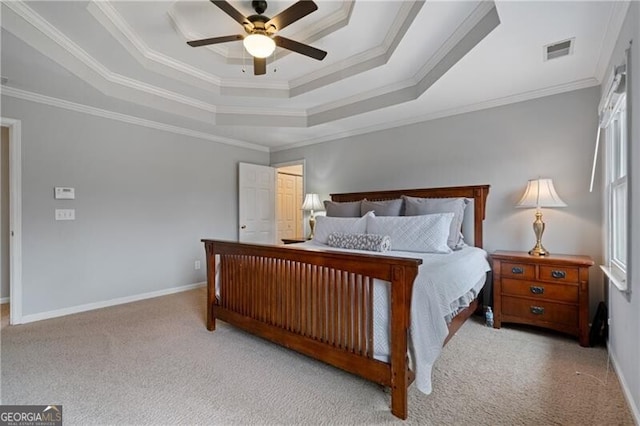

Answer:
[605,0,640,419]
[1,96,268,316]
[1,126,8,300]
[272,87,603,312]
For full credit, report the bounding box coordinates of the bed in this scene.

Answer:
[202,184,490,419]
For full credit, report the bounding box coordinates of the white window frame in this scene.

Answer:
[601,90,629,292]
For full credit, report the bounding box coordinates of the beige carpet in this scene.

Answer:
[0,288,634,425]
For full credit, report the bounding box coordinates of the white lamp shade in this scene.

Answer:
[516,178,567,208]
[301,193,324,211]
[243,34,276,58]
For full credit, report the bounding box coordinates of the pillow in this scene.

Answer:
[313,212,372,244]
[366,213,453,253]
[326,233,391,252]
[402,196,469,249]
[323,200,361,217]
[360,198,403,216]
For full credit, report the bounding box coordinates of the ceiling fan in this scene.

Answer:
[187,0,328,75]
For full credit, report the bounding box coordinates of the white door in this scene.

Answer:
[238,163,276,244]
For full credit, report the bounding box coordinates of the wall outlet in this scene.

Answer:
[194,260,201,270]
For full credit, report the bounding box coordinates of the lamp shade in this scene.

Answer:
[516,178,567,208]
[301,193,324,211]
[243,34,276,58]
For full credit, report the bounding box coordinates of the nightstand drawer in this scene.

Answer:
[502,296,578,326]
[501,262,535,280]
[539,265,579,283]
[502,279,578,302]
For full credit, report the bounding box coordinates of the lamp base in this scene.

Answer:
[308,216,316,240]
[528,244,549,256]
[529,210,549,256]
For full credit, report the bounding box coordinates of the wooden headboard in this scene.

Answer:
[330,184,490,249]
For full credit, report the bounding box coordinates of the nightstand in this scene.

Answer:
[492,250,594,347]
[281,238,307,244]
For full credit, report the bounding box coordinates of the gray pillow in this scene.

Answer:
[360,198,403,216]
[402,196,468,249]
[323,200,361,217]
[326,233,391,252]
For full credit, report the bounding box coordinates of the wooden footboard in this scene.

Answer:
[202,239,421,420]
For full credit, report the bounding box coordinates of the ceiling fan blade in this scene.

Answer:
[210,0,253,29]
[266,1,318,31]
[254,57,266,75]
[273,36,327,61]
[187,34,243,47]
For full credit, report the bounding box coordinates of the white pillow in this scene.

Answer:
[366,213,454,253]
[314,211,372,244]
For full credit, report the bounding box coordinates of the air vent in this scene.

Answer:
[543,38,574,61]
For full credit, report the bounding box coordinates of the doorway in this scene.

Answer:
[1,117,22,325]
[1,126,9,325]
[274,162,304,241]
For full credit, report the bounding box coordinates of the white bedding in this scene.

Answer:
[295,240,491,394]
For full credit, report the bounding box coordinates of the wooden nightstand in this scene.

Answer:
[281,238,307,244]
[492,250,594,347]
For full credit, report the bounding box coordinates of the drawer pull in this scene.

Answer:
[511,267,524,274]
[530,306,545,315]
[530,286,544,295]
[551,270,566,279]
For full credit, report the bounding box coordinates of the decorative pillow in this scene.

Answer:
[323,200,362,217]
[313,212,372,244]
[402,196,469,249]
[366,213,453,253]
[326,233,391,252]
[360,198,403,216]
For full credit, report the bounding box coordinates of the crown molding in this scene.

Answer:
[3,1,218,124]
[1,86,268,152]
[91,0,420,99]
[594,1,631,83]
[273,78,600,152]
[3,0,504,129]
[289,1,423,96]
[305,2,499,126]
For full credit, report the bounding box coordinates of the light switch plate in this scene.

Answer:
[55,209,75,220]
[54,187,75,199]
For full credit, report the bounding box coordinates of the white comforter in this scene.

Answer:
[296,241,491,394]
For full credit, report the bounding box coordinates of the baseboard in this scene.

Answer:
[19,282,206,324]
[0,297,9,304]
[608,343,640,424]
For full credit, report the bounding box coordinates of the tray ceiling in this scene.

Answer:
[0,1,630,151]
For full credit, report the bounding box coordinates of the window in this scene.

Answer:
[602,83,629,292]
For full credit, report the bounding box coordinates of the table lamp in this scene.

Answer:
[301,193,324,239]
[516,178,567,256]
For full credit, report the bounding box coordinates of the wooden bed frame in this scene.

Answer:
[202,184,490,419]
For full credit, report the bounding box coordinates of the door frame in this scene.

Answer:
[272,159,306,238]
[1,117,22,325]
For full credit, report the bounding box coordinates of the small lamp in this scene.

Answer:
[301,193,324,240]
[516,178,567,256]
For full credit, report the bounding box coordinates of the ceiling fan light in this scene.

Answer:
[243,34,276,58]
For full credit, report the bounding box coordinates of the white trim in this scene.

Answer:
[594,1,632,82]
[2,87,268,153]
[273,77,600,152]
[0,297,9,304]
[608,343,640,424]
[20,282,205,324]
[601,265,628,292]
[0,117,22,325]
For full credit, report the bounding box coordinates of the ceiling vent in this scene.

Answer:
[543,38,574,61]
